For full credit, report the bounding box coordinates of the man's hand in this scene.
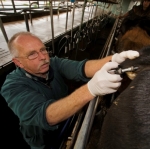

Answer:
[87,62,122,97]
[112,50,139,64]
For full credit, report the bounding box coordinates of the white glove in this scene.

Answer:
[112,50,139,64]
[87,62,122,97]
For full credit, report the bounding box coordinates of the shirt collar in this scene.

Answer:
[24,66,54,84]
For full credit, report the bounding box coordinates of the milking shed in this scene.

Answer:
[0,0,150,149]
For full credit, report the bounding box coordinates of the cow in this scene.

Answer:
[114,15,150,53]
[96,45,150,149]
[115,26,150,52]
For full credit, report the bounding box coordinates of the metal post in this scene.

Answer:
[23,11,30,32]
[0,0,4,8]
[65,0,69,31]
[71,1,76,41]
[49,0,55,54]
[75,0,87,52]
[0,17,8,43]
[11,0,16,13]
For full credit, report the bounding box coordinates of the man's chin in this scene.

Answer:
[40,67,49,74]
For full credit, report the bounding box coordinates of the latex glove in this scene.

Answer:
[112,50,139,64]
[87,62,122,97]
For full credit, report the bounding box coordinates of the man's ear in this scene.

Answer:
[12,58,24,68]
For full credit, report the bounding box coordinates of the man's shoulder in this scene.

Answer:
[4,68,28,84]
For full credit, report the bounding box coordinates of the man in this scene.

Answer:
[0,32,139,149]
[118,0,150,35]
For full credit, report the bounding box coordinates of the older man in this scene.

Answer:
[1,31,139,149]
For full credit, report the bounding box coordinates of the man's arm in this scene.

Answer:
[84,56,112,78]
[46,84,93,125]
[46,50,139,126]
[46,62,121,125]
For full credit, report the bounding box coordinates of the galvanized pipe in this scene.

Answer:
[23,11,30,32]
[65,0,69,31]
[0,17,8,43]
[49,0,55,54]
[11,0,16,13]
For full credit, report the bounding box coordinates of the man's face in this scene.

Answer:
[143,0,150,9]
[13,34,50,77]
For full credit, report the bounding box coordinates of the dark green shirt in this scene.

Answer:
[1,56,89,149]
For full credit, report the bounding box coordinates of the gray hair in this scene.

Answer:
[8,31,40,58]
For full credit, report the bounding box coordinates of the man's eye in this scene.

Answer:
[41,48,47,52]
[29,52,37,56]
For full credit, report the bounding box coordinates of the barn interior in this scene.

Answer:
[0,0,148,149]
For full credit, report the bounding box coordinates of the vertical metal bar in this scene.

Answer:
[11,0,16,13]
[86,1,92,27]
[75,0,87,52]
[78,0,87,32]
[90,2,94,19]
[94,1,98,17]
[0,0,4,8]
[49,0,55,54]
[0,17,8,43]
[65,0,69,31]
[71,1,75,41]
[23,11,30,32]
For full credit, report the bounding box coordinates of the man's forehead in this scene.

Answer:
[15,34,43,46]
[16,34,38,41]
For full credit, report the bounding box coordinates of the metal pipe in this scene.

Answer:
[0,17,8,43]
[78,0,87,32]
[29,2,39,24]
[23,11,30,32]
[11,0,16,13]
[71,1,76,41]
[49,0,55,54]
[75,0,87,59]
[0,0,4,8]
[65,0,69,31]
